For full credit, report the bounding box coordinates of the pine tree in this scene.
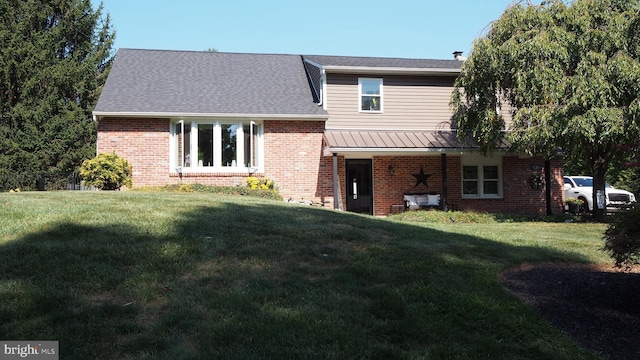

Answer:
[0,0,114,189]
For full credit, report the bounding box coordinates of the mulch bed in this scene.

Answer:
[500,263,640,360]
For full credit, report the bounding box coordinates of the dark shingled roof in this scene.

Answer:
[94,49,328,117]
[303,54,463,71]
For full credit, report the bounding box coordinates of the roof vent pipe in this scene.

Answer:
[453,51,466,61]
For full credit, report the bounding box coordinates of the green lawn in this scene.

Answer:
[0,191,609,359]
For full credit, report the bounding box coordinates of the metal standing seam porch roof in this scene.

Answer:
[322,129,480,155]
[322,129,511,156]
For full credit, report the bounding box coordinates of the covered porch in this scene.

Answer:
[323,129,471,216]
[322,129,562,217]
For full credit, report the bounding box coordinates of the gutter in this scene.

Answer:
[321,147,481,157]
[322,66,461,76]
[92,111,329,120]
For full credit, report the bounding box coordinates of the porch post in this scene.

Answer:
[333,153,339,210]
[545,159,553,215]
[441,153,448,211]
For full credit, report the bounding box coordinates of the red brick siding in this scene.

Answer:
[97,117,170,186]
[372,156,443,215]
[370,155,564,216]
[318,154,338,207]
[97,117,563,216]
[458,157,564,215]
[96,118,334,205]
[263,120,332,205]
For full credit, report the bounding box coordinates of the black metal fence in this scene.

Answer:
[0,170,91,192]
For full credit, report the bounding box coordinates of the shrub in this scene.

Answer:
[155,184,282,201]
[246,177,276,190]
[565,197,583,205]
[603,206,640,269]
[80,153,132,190]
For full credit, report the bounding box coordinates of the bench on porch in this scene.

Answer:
[403,192,441,211]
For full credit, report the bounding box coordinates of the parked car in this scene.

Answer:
[563,176,636,212]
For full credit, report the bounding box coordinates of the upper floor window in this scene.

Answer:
[359,78,382,112]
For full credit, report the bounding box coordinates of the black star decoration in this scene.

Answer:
[412,167,431,187]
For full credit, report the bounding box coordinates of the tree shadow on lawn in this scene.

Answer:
[0,201,603,359]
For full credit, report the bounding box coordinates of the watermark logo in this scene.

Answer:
[0,342,58,359]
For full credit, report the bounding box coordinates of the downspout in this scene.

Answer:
[545,159,552,215]
[333,153,339,210]
[93,115,99,156]
[441,154,448,211]
[320,69,326,109]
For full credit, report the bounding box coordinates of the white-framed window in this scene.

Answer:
[461,154,502,198]
[359,78,382,112]
[171,120,262,172]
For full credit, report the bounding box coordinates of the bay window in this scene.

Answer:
[171,120,262,171]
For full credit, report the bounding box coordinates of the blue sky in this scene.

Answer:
[100,0,518,59]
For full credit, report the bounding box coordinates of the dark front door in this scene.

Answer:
[346,159,373,214]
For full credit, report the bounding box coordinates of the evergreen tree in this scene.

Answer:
[0,0,114,190]
[451,0,640,220]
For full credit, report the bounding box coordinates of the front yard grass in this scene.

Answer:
[0,191,608,359]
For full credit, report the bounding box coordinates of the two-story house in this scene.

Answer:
[93,49,564,216]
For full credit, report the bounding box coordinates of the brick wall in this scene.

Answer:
[373,156,446,215]
[97,117,563,216]
[96,118,333,204]
[263,120,332,205]
[371,155,564,216]
[97,117,170,186]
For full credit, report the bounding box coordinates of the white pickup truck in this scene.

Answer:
[563,176,636,211]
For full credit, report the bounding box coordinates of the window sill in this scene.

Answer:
[461,195,503,200]
[171,168,263,177]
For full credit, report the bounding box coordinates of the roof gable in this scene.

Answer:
[94,49,327,117]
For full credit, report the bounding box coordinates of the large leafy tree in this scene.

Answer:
[0,0,114,189]
[451,0,640,220]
